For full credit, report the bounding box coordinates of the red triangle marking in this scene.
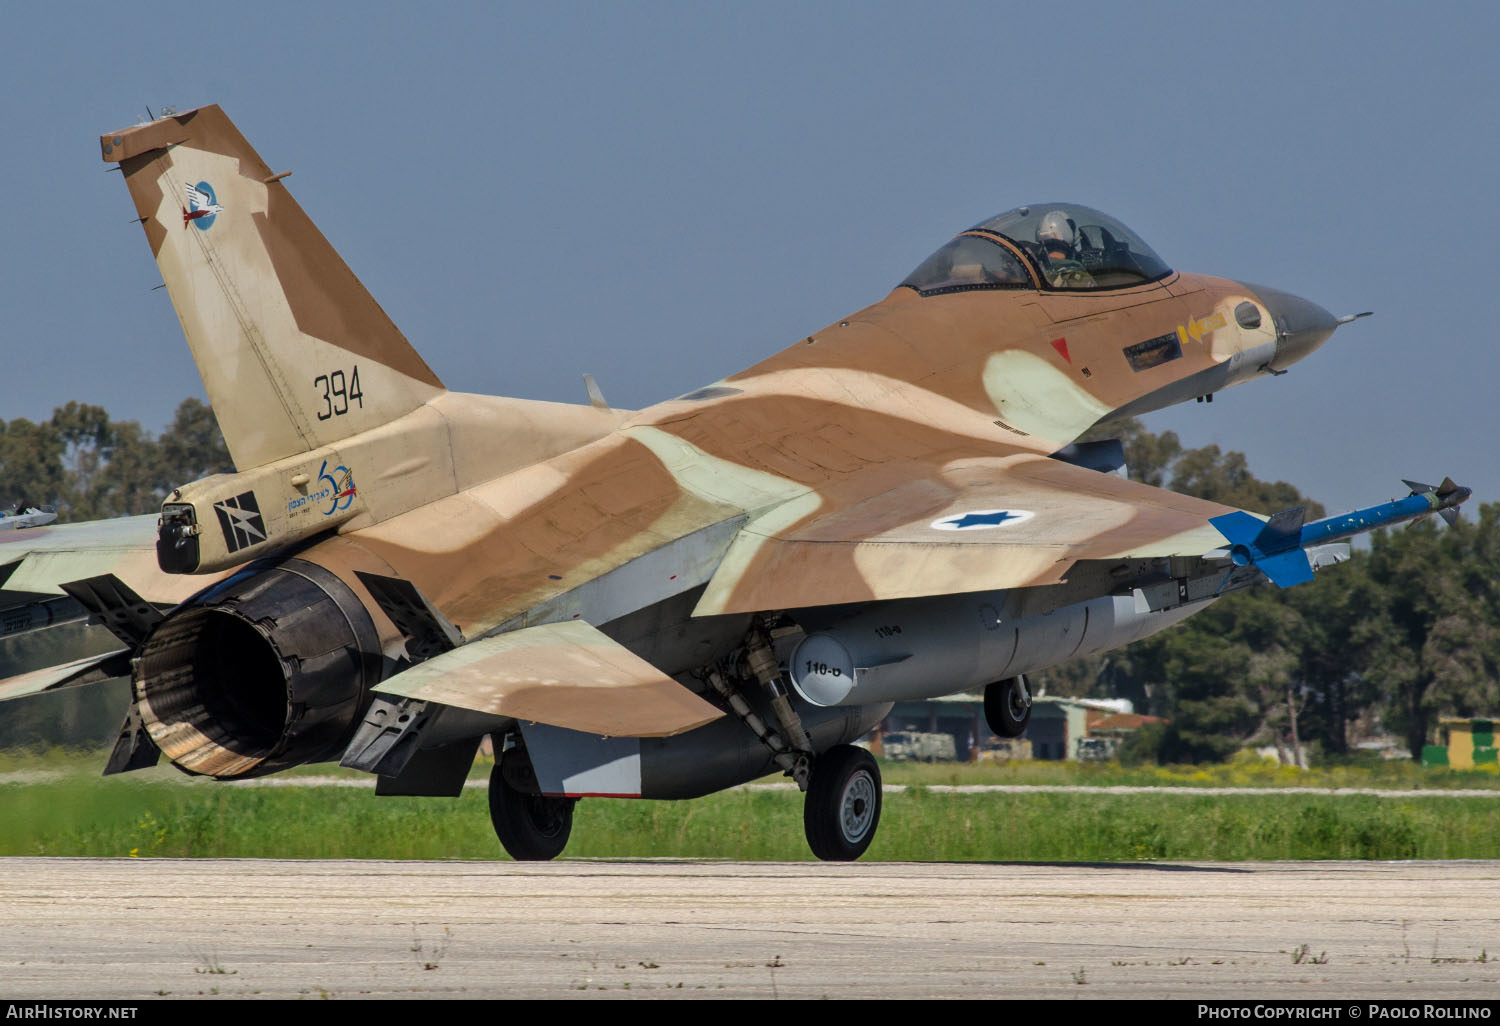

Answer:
[1050,337,1071,363]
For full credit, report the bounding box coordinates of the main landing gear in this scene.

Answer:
[703,622,885,861]
[488,745,576,861]
[485,739,883,863]
[482,617,889,863]
[984,674,1031,737]
[709,621,887,861]
[803,744,883,861]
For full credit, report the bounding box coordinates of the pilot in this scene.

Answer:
[1036,210,1094,288]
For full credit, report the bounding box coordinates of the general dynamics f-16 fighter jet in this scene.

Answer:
[0,105,1469,860]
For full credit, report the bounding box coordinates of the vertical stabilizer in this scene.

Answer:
[101,106,445,471]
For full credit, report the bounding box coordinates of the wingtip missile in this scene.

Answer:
[1211,477,1474,589]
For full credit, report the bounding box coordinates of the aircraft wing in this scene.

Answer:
[694,452,1240,615]
[0,649,133,702]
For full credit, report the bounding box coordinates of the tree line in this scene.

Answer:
[1,399,1494,763]
[0,399,232,519]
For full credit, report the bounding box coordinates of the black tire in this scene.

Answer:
[984,675,1031,738]
[803,744,882,862]
[488,755,576,861]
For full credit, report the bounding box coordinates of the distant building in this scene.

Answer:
[877,696,990,761]
[1085,711,1168,761]
[1421,718,1498,769]
[1028,698,1165,761]
[871,694,1162,762]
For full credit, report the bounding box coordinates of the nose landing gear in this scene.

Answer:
[984,675,1032,738]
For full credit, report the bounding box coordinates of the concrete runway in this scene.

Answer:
[3,858,1500,1000]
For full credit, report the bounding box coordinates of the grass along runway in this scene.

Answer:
[4,751,1500,862]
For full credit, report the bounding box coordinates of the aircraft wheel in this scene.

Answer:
[488,755,576,861]
[803,744,882,862]
[985,675,1031,738]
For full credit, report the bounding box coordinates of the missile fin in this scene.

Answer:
[1208,511,1268,550]
[1209,509,1304,556]
[1255,549,1316,589]
[1258,507,1306,553]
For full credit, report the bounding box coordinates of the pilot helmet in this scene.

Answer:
[1037,210,1075,255]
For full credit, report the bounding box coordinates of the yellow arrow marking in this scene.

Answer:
[1183,312,1226,344]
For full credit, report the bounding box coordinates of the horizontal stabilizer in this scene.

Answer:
[373,620,723,738]
[0,514,225,609]
[0,649,131,702]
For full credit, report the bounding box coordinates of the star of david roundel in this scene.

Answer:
[929,508,1036,531]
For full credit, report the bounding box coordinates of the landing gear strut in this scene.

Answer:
[700,621,882,861]
[488,745,576,861]
[984,675,1031,738]
[803,744,882,861]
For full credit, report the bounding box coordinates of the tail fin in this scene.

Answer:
[101,106,445,471]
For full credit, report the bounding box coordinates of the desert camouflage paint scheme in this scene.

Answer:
[1,105,1379,859]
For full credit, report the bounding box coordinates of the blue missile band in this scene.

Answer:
[1295,493,1435,548]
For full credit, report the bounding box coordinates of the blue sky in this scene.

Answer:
[3,2,1496,516]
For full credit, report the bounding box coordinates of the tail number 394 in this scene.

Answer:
[314,367,364,421]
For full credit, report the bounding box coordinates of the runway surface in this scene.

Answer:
[4,858,1500,999]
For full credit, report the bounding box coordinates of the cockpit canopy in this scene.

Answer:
[901,203,1172,294]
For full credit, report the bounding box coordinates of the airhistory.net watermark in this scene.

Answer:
[5,1008,137,1020]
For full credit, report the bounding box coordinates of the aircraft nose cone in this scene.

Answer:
[1250,285,1340,371]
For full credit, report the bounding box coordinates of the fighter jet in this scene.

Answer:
[0,504,58,531]
[1,105,1468,860]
